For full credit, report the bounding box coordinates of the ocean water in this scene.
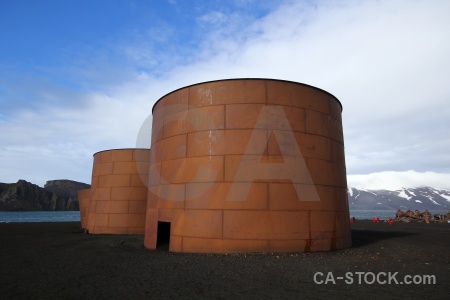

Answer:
[0,210,448,223]
[350,210,398,220]
[0,211,80,223]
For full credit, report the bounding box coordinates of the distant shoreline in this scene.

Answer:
[1,210,450,223]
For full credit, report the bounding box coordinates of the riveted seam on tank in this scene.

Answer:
[264,80,268,105]
[221,209,224,239]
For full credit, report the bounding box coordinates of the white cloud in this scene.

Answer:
[0,77,166,186]
[170,0,450,176]
[348,171,450,190]
[197,11,229,26]
[0,144,93,186]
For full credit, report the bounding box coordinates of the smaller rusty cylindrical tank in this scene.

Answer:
[77,189,90,229]
[87,149,150,234]
[145,78,351,253]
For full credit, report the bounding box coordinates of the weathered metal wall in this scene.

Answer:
[87,149,150,234]
[145,79,351,253]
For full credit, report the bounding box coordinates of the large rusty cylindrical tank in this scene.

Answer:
[145,79,350,253]
[88,149,150,234]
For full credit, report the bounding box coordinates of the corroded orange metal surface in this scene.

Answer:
[87,149,150,234]
[144,79,351,253]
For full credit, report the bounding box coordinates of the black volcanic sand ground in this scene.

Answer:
[0,221,449,299]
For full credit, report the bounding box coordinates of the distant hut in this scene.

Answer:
[396,209,405,219]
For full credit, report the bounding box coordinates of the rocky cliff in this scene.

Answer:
[0,179,90,211]
[44,180,90,201]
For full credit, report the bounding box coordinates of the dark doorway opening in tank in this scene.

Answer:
[157,221,171,250]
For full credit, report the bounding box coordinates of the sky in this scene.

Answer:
[1,0,449,190]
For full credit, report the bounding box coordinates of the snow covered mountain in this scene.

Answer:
[347,187,450,210]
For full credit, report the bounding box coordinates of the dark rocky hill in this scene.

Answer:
[0,179,90,211]
[44,180,90,201]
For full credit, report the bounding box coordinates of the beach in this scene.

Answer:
[0,221,449,299]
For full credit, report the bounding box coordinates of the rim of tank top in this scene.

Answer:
[151,78,343,113]
[92,148,151,157]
